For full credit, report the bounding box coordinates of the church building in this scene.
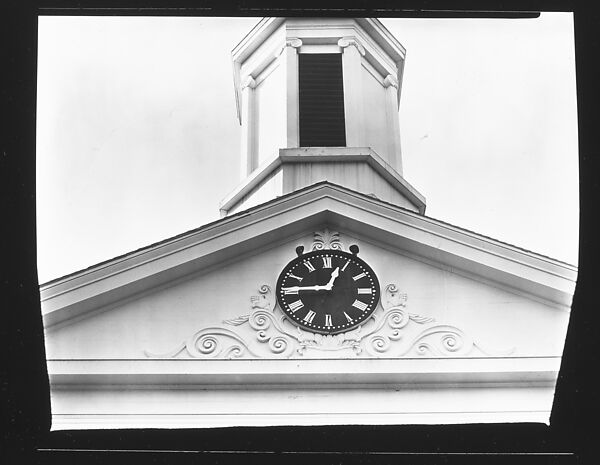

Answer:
[40,17,577,429]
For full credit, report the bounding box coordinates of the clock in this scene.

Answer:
[276,245,380,334]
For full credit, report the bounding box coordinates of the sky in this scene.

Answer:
[36,14,579,284]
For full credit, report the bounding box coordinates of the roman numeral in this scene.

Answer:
[322,256,332,268]
[289,273,303,281]
[341,260,351,271]
[357,288,372,295]
[303,310,316,324]
[352,299,368,311]
[343,312,353,323]
[352,272,367,281]
[288,300,304,313]
[284,289,298,295]
[324,314,333,327]
[303,261,316,272]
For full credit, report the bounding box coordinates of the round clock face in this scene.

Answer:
[276,249,380,334]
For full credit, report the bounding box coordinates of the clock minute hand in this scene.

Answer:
[281,284,328,292]
[281,286,325,291]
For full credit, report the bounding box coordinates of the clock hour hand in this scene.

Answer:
[323,267,340,290]
[282,267,340,293]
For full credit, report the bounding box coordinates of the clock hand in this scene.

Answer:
[323,267,340,290]
[281,284,329,292]
[282,267,341,292]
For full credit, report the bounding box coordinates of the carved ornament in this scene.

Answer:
[337,37,366,56]
[383,74,399,90]
[274,37,303,58]
[241,75,257,90]
[311,228,344,251]
[145,283,514,360]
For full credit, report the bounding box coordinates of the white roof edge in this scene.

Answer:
[232,17,405,61]
[357,18,406,58]
[231,17,283,122]
[231,17,279,60]
[40,183,576,327]
[41,182,577,294]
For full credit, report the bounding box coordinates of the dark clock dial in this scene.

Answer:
[276,249,380,334]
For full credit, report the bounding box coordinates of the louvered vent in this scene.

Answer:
[298,53,346,147]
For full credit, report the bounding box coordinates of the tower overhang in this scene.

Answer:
[219,147,426,217]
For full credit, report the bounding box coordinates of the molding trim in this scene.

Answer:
[48,356,561,389]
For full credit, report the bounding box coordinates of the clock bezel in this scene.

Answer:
[275,248,381,335]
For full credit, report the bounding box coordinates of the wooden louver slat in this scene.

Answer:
[299,53,346,147]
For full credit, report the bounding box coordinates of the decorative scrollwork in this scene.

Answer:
[293,324,363,355]
[370,335,392,353]
[383,284,408,310]
[186,328,256,358]
[409,314,436,324]
[249,309,273,331]
[386,307,411,330]
[222,315,249,326]
[144,327,258,359]
[192,333,220,356]
[401,325,471,357]
[365,303,427,348]
[268,336,289,354]
[312,228,344,251]
[365,307,410,355]
[223,345,245,359]
[244,307,293,355]
[250,285,274,311]
[144,282,515,359]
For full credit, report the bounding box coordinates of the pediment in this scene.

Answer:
[44,222,571,361]
[42,182,576,428]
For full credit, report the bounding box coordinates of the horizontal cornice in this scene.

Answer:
[48,356,561,388]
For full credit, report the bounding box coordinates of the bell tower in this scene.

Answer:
[220,18,425,216]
